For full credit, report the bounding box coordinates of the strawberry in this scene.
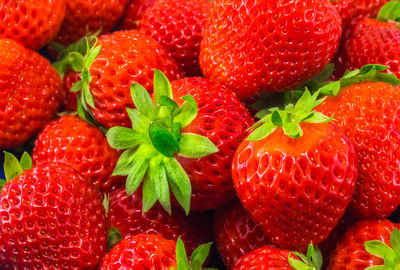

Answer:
[100,234,212,269]
[62,71,81,111]
[199,0,341,100]
[0,152,107,269]
[331,0,356,26]
[32,115,122,193]
[352,0,390,18]
[138,0,210,76]
[233,90,357,251]
[121,0,158,29]
[54,0,126,46]
[106,73,253,213]
[0,0,65,50]
[107,188,211,254]
[328,219,400,269]
[213,200,270,269]
[0,39,63,149]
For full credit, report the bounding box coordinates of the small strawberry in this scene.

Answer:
[0,152,107,269]
[0,39,63,149]
[233,90,357,251]
[100,234,214,269]
[328,219,400,269]
[200,0,341,100]
[121,0,158,29]
[213,200,270,269]
[0,0,65,50]
[32,115,122,193]
[138,0,210,76]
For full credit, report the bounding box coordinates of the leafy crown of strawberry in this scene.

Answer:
[288,244,323,270]
[173,237,216,270]
[377,1,400,22]
[0,151,32,188]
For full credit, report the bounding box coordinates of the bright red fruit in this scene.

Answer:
[233,246,294,270]
[0,39,63,149]
[32,115,122,193]
[139,0,210,76]
[0,0,65,50]
[121,0,158,29]
[200,0,341,100]
[331,0,356,26]
[213,200,270,269]
[0,163,107,269]
[62,71,80,111]
[352,0,390,18]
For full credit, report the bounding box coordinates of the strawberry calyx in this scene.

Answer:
[106,70,218,215]
[364,228,400,270]
[0,152,32,188]
[288,244,323,270]
[377,1,400,23]
[173,237,216,270]
[249,89,332,141]
[107,227,122,252]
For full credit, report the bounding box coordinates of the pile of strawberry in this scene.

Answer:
[2,0,400,269]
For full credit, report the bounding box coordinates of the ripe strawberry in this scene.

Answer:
[121,0,158,29]
[213,200,270,269]
[0,39,63,149]
[233,90,357,251]
[107,74,253,213]
[199,0,341,100]
[328,219,400,269]
[62,70,80,111]
[331,0,356,26]
[100,234,212,269]
[352,0,390,18]
[0,153,107,269]
[138,0,210,76]
[107,188,211,254]
[0,0,65,50]
[54,0,126,46]
[32,115,122,193]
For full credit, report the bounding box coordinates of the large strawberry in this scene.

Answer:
[0,0,65,50]
[32,115,122,193]
[107,73,253,213]
[0,39,63,149]
[138,0,210,76]
[213,200,270,269]
[331,0,356,26]
[121,0,158,29]
[233,90,357,251]
[100,234,212,269]
[328,219,400,269]
[0,153,107,269]
[107,188,211,254]
[199,0,341,100]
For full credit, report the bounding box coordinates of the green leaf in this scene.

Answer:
[365,266,388,270]
[288,255,311,270]
[376,72,400,86]
[283,122,302,139]
[311,246,323,269]
[292,89,313,115]
[306,111,333,124]
[84,44,101,69]
[364,240,395,261]
[112,148,136,176]
[319,81,341,96]
[159,96,179,110]
[390,229,400,252]
[142,172,158,212]
[247,120,276,141]
[127,108,150,133]
[20,152,32,171]
[314,63,335,82]
[377,1,400,22]
[126,158,149,195]
[149,124,180,157]
[70,80,83,93]
[107,227,122,252]
[172,122,181,140]
[189,242,212,270]
[154,69,173,105]
[82,83,95,108]
[306,244,314,262]
[174,95,198,127]
[130,83,155,119]
[176,238,190,270]
[0,179,7,189]
[148,158,171,214]
[178,133,219,158]
[103,194,109,216]
[107,127,144,149]
[271,110,283,126]
[3,151,23,182]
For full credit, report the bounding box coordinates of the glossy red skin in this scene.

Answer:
[352,0,390,18]
[63,71,80,111]
[328,219,399,269]
[0,163,107,269]
[55,0,126,46]
[89,30,183,128]
[139,0,210,76]
[100,234,177,270]
[121,0,158,29]
[316,82,400,219]
[171,77,254,211]
[0,0,65,50]
[233,123,357,251]
[331,0,356,27]
[200,0,341,100]
[0,39,63,149]
[32,115,122,194]
[107,188,211,254]
[213,200,270,269]
[233,246,293,270]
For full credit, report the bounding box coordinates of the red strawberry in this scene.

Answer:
[54,0,126,46]
[62,71,80,111]
[0,153,107,269]
[138,0,210,76]
[107,188,211,254]
[352,0,390,18]
[32,115,122,193]
[331,0,356,26]
[0,39,63,149]
[121,0,158,29]
[233,90,357,251]
[328,219,400,269]
[199,0,341,100]
[100,234,212,269]
[0,0,65,50]
[213,200,270,269]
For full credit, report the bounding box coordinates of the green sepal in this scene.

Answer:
[142,171,157,212]
[131,83,156,119]
[126,157,149,195]
[174,95,198,127]
[3,152,32,183]
[107,227,122,252]
[149,124,180,158]
[176,237,190,270]
[106,127,144,149]
[76,97,105,131]
[178,133,219,158]
[19,152,32,171]
[377,1,400,22]
[154,69,173,104]
[148,157,171,214]
[173,237,215,270]
[288,244,323,270]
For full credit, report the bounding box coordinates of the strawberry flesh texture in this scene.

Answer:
[62,71,80,111]
[233,246,293,270]
[121,0,158,29]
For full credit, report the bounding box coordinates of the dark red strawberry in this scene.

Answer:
[0,153,107,269]
[328,219,400,269]
[213,200,270,269]
[139,0,210,76]
[121,0,158,29]
[32,115,122,193]
[0,39,63,149]
[200,0,341,100]
[331,0,356,26]
[0,0,65,50]
[107,188,211,254]
[62,70,80,111]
